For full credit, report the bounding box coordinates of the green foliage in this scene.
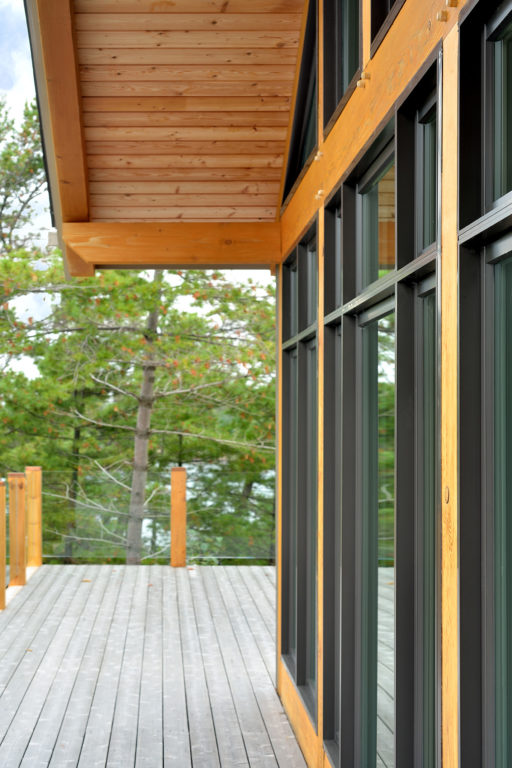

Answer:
[0,99,46,252]
[0,251,276,563]
[0,98,276,564]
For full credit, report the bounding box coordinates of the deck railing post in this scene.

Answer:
[8,473,26,587]
[25,467,42,568]
[0,481,5,609]
[171,467,186,567]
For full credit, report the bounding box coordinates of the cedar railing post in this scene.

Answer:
[0,481,5,609]
[25,467,42,568]
[8,473,26,587]
[171,467,186,567]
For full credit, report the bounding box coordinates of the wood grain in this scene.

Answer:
[34,0,88,222]
[441,23,459,768]
[170,468,186,568]
[82,96,291,111]
[90,193,277,206]
[79,64,295,81]
[82,111,289,127]
[80,80,295,97]
[89,180,279,193]
[90,206,276,220]
[74,13,302,31]
[62,220,281,270]
[78,47,298,65]
[25,468,42,569]
[84,126,286,141]
[76,29,300,48]
[74,0,304,13]
[7,474,26,588]
[86,154,283,169]
[88,167,283,180]
[0,482,5,610]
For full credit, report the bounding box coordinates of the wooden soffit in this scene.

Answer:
[26,0,305,273]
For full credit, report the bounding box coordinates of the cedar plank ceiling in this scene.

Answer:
[73,0,305,223]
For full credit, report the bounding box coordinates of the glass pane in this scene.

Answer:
[361,311,396,768]
[421,112,437,250]
[285,261,298,339]
[493,24,512,200]
[288,347,298,660]
[495,256,512,764]
[422,292,436,766]
[305,339,318,697]
[306,246,317,328]
[362,162,396,288]
[342,0,359,94]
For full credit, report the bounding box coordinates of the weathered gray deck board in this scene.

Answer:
[0,565,304,767]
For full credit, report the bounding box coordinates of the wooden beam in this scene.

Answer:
[8,473,26,588]
[441,24,459,768]
[280,0,470,256]
[62,221,282,270]
[65,246,95,278]
[25,467,43,569]
[276,263,284,681]
[316,204,325,762]
[171,468,187,568]
[278,659,319,766]
[0,481,5,610]
[28,0,88,222]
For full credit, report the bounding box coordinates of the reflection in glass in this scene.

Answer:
[361,311,395,768]
[305,339,318,705]
[362,163,396,287]
[495,256,512,765]
[422,292,436,766]
[493,23,512,200]
[421,110,437,251]
[288,348,298,661]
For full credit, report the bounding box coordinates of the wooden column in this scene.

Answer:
[171,467,187,568]
[441,24,459,768]
[0,481,5,609]
[316,205,325,763]
[276,263,284,689]
[25,467,43,568]
[8,473,26,587]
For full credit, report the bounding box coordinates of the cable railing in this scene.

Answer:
[39,464,275,566]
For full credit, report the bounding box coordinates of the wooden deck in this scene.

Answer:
[0,565,306,768]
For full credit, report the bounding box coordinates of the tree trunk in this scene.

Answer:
[65,390,83,563]
[126,270,163,564]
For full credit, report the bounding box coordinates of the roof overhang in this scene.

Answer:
[25,0,306,275]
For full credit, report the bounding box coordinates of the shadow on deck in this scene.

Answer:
[0,565,306,768]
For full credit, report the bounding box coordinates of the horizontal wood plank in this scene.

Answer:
[90,193,277,205]
[80,80,293,97]
[84,125,286,141]
[78,48,298,65]
[76,30,299,48]
[79,64,295,82]
[82,95,290,111]
[74,0,304,12]
[82,111,289,127]
[74,13,302,31]
[86,140,285,154]
[87,154,283,168]
[87,166,283,180]
[89,180,279,193]
[90,205,276,219]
